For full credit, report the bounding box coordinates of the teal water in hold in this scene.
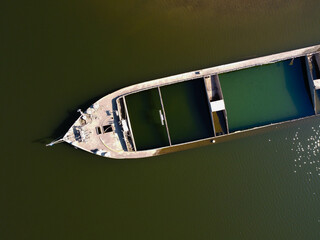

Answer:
[125,89,169,150]
[161,79,214,144]
[219,58,314,132]
[126,79,214,149]
[2,0,320,239]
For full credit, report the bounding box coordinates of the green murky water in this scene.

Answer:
[126,79,214,150]
[2,1,320,239]
[126,88,169,150]
[220,58,314,132]
[161,79,214,144]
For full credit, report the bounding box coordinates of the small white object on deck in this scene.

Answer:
[210,100,225,112]
[93,103,99,110]
[159,110,165,125]
[313,79,320,90]
[80,130,86,142]
[96,149,103,155]
[121,119,129,132]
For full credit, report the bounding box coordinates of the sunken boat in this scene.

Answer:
[47,44,320,159]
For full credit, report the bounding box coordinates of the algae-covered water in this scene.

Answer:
[220,58,314,132]
[126,79,214,150]
[125,88,169,150]
[161,79,214,144]
[2,1,320,239]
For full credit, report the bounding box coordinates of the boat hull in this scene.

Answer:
[59,44,320,159]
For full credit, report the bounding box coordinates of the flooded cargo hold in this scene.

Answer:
[125,79,215,150]
[219,58,314,132]
[47,44,320,159]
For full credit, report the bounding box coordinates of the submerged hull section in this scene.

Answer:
[59,44,320,159]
